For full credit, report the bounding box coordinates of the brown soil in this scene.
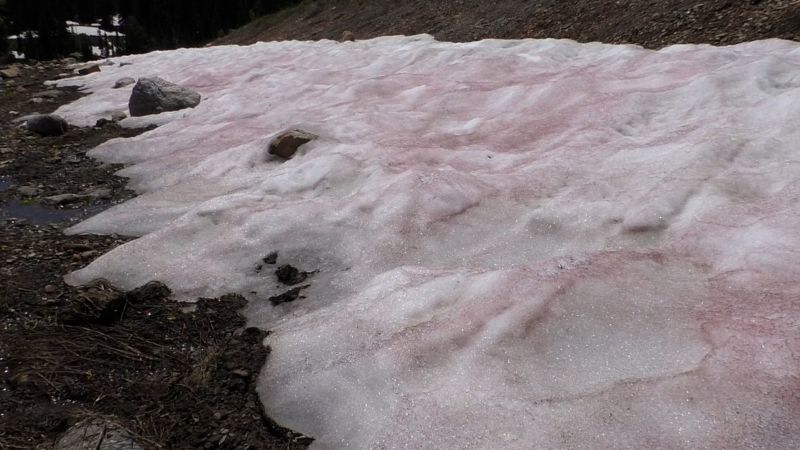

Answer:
[216,0,800,48]
[0,63,309,449]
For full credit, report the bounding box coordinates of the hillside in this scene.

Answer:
[216,0,800,48]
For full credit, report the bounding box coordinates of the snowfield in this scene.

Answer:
[54,35,800,448]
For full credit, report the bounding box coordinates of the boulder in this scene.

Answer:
[113,77,135,89]
[268,129,317,159]
[24,114,69,136]
[128,77,202,117]
[0,65,21,79]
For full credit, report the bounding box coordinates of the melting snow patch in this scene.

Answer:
[54,36,800,448]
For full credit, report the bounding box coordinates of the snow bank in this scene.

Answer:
[54,36,800,448]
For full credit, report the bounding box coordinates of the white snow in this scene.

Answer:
[53,36,800,448]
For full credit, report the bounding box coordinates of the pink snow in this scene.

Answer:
[53,35,800,448]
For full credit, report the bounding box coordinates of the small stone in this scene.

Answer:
[275,264,311,285]
[111,110,127,122]
[77,64,101,75]
[85,187,112,199]
[95,118,113,128]
[44,284,58,294]
[28,97,44,104]
[125,281,171,303]
[55,420,144,450]
[17,186,41,196]
[43,193,82,205]
[0,66,21,79]
[230,369,250,378]
[64,242,93,252]
[341,30,355,42]
[268,285,308,306]
[23,114,69,136]
[268,129,317,159]
[36,89,62,98]
[262,251,278,264]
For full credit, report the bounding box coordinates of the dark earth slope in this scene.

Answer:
[216,0,800,48]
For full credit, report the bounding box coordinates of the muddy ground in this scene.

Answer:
[217,0,800,48]
[0,63,308,449]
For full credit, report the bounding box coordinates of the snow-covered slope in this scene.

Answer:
[54,36,800,448]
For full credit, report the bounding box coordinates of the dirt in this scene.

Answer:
[216,0,800,48]
[0,63,309,448]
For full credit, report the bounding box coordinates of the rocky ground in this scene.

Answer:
[217,0,800,48]
[0,63,308,449]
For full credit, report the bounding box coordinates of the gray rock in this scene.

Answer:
[128,77,201,117]
[36,89,62,98]
[68,52,84,61]
[85,187,112,199]
[0,66,21,78]
[77,64,101,75]
[55,419,144,450]
[111,111,127,122]
[268,129,318,159]
[24,114,69,136]
[28,97,44,104]
[17,186,41,196]
[112,77,135,89]
[44,193,82,205]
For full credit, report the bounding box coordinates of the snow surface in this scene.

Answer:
[53,36,800,448]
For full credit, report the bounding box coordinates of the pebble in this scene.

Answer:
[44,284,58,294]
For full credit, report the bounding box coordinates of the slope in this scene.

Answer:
[215,0,800,48]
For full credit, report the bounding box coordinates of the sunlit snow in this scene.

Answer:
[53,35,800,448]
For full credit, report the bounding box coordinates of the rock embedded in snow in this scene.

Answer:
[341,30,355,42]
[77,64,101,75]
[24,114,68,136]
[110,110,127,122]
[113,77,136,89]
[268,129,317,159]
[128,77,202,117]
